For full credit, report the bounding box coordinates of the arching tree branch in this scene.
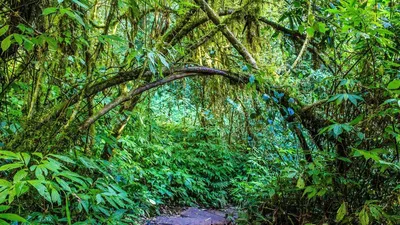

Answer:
[81,67,242,129]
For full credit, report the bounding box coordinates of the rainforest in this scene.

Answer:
[0,0,399,224]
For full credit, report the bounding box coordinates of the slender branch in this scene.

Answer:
[300,98,328,113]
[282,0,313,80]
[160,10,196,46]
[169,9,238,46]
[175,25,221,63]
[258,17,335,75]
[258,17,305,40]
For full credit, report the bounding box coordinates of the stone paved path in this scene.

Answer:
[147,207,236,225]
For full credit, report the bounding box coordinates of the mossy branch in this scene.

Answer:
[193,0,258,69]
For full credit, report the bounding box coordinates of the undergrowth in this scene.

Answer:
[1,122,400,224]
[0,124,248,224]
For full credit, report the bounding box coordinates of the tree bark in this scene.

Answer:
[101,96,140,160]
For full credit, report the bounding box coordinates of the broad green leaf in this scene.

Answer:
[56,177,71,192]
[35,167,45,180]
[44,158,62,172]
[350,115,363,125]
[49,154,75,164]
[348,94,363,106]
[158,54,169,69]
[78,157,98,169]
[359,208,369,225]
[20,152,31,166]
[302,186,314,197]
[79,199,89,213]
[44,36,58,49]
[148,51,156,66]
[32,152,43,159]
[8,187,15,203]
[369,206,381,220]
[317,189,327,196]
[0,205,10,212]
[296,177,305,188]
[112,196,125,208]
[100,35,124,43]
[0,151,18,160]
[23,37,34,51]
[104,196,119,208]
[388,79,400,90]
[61,9,85,27]
[42,7,58,15]
[0,213,27,222]
[58,171,87,187]
[14,181,29,197]
[0,25,9,36]
[0,190,7,204]
[111,209,126,220]
[51,188,61,205]
[1,34,12,51]
[306,188,318,199]
[72,0,89,9]
[332,124,343,138]
[0,180,10,188]
[16,24,26,32]
[306,27,315,37]
[338,157,352,163]
[328,94,345,105]
[13,169,27,182]
[318,22,328,33]
[72,13,85,27]
[97,206,110,216]
[0,163,24,172]
[353,149,381,161]
[298,25,305,33]
[60,8,69,15]
[336,202,347,222]
[28,180,51,202]
[96,194,104,204]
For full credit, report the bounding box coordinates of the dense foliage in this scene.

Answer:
[0,0,399,224]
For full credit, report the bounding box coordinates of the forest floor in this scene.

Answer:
[146,207,238,225]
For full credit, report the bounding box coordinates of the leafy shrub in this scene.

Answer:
[0,150,138,224]
[114,124,247,209]
[231,148,400,224]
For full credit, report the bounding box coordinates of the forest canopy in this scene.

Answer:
[0,0,399,224]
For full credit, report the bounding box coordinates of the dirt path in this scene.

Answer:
[147,207,237,225]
